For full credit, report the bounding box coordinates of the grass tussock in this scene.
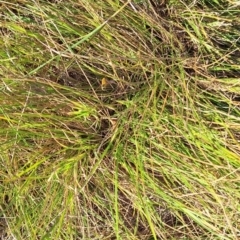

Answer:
[0,0,240,239]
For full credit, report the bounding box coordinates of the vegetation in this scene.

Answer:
[0,0,239,239]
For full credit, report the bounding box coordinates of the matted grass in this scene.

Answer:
[0,0,239,239]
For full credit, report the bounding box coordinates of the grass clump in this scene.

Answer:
[0,0,240,239]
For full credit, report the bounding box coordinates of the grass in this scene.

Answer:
[0,0,240,239]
